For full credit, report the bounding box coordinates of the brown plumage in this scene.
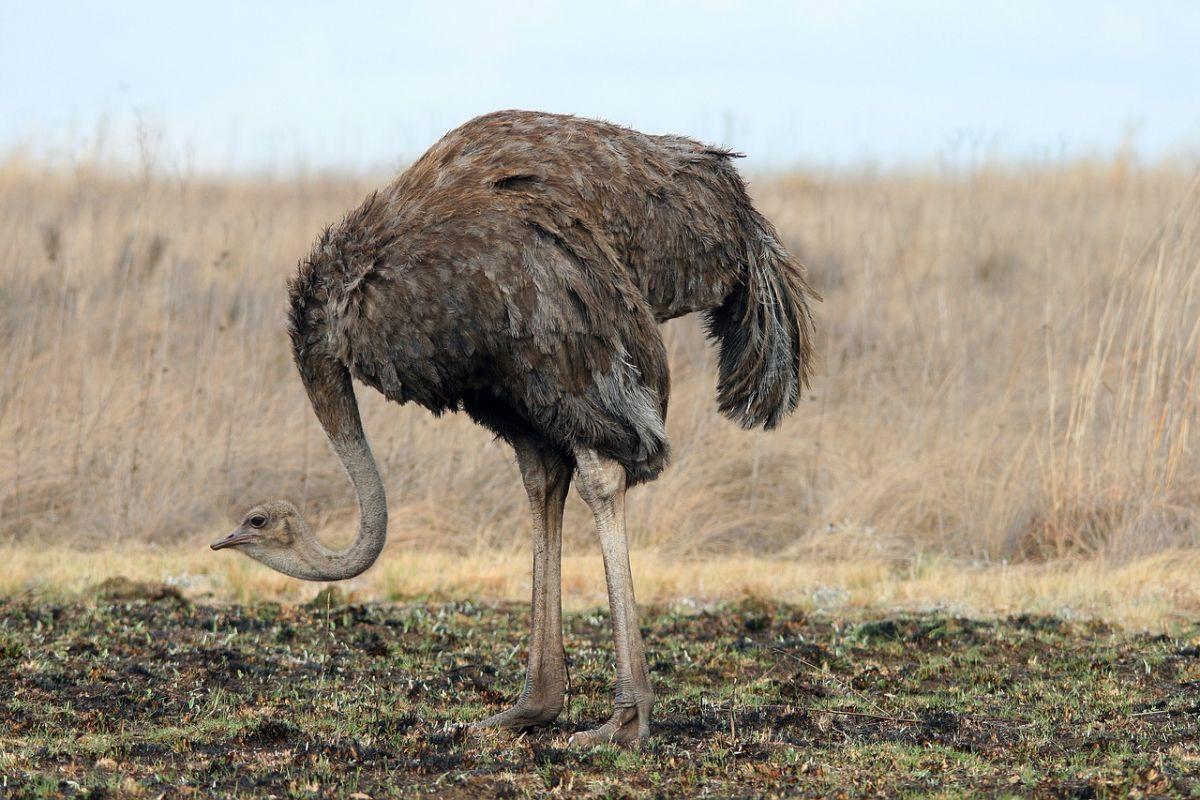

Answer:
[289,110,816,484]
[214,110,816,745]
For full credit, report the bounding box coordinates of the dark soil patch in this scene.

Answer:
[0,599,1196,798]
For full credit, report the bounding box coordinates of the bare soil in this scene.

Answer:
[1,589,1197,798]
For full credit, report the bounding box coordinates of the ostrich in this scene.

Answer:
[211,110,816,745]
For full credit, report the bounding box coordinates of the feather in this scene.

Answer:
[288,110,816,484]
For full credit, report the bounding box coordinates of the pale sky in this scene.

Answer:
[2,1,1198,172]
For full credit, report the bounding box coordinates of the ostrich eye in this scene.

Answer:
[248,515,268,529]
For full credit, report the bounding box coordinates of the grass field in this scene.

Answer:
[2,156,1199,575]
[1,545,1198,633]
[1,589,1197,798]
[3,154,1200,795]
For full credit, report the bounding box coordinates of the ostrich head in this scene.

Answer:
[210,501,317,578]
[211,475,388,581]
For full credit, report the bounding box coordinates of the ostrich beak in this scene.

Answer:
[211,529,256,551]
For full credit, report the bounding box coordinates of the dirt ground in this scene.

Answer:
[1,585,1197,798]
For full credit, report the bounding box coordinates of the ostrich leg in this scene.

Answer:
[472,441,571,730]
[569,448,654,746]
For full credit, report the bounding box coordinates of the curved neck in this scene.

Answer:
[282,355,388,581]
[290,434,388,581]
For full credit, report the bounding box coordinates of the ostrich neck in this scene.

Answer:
[271,357,388,582]
[290,434,388,581]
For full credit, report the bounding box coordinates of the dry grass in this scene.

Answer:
[0,544,1197,631]
[2,152,1199,623]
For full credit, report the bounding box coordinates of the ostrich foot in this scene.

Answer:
[471,697,563,732]
[568,700,651,747]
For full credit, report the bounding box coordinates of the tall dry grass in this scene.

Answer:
[1,153,1199,610]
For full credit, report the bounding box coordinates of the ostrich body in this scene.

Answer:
[212,110,816,745]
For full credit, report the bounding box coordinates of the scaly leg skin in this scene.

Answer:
[472,442,571,731]
[568,448,654,747]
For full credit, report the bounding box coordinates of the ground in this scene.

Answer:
[1,585,1197,798]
